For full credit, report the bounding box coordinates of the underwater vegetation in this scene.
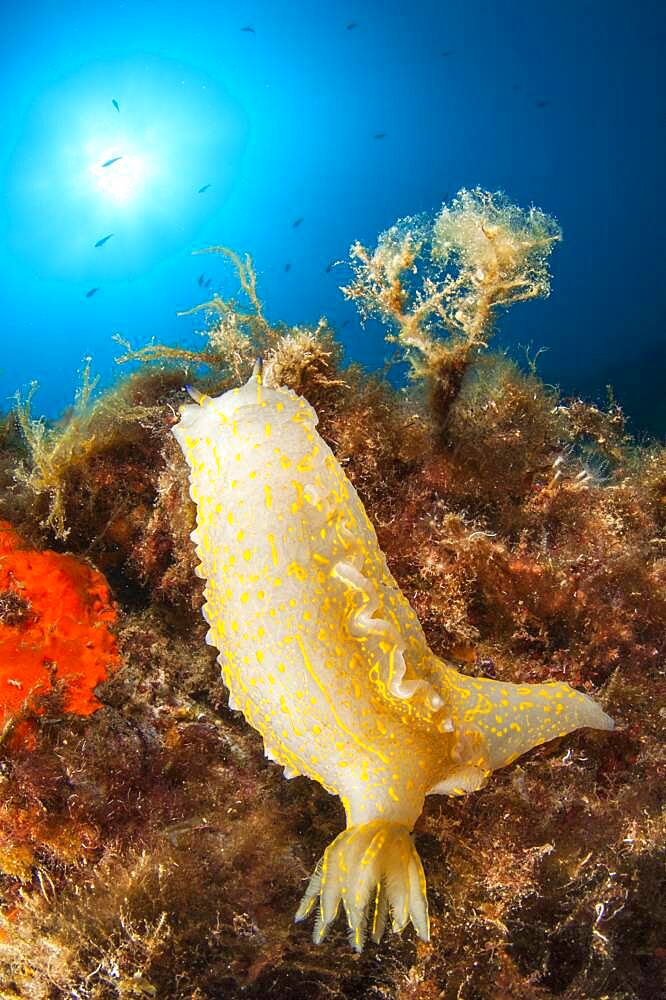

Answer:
[0,189,663,999]
[343,188,561,423]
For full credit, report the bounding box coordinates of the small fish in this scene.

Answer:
[292,217,303,228]
[94,234,114,248]
[373,132,386,139]
[325,259,336,273]
[440,50,452,56]
[284,263,291,272]
[102,156,123,168]
[198,184,211,193]
[204,279,212,288]
[536,100,549,108]
[112,99,120,112]
[340,319,350,328]
[346,22,358,30]
[85,287,99,298]
[241,25,255,33]
[198,273,206,287]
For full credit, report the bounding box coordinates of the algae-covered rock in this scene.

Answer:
[0,192,663,999]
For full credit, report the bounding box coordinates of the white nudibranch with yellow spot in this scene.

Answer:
[172,365,614,952]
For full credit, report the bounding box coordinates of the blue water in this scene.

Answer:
[0,1,663,435]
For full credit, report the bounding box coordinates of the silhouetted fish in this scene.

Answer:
[102,156,123,167]
[346,22,358,30]
[198,184,211,193]
[536,100,549,108]
[292,217,303,228]
[94,234,114,247]
[85,288,99,298]
[440,50,452,56]
[198,273,205,286]
[284,263,291,272]
[241,25,255,33]
[373,132,386,139]
[204,279,212,288]
[112,99,120,112]
[325,260,336,273]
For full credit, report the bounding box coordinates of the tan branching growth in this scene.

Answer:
[263,321,348,404]
[12,364,164,544]
[117,247,347,405]
[179,247,273,370]
[113,335,217,370]
[342,188,561,422]
[115,246,268,383]
[431,188,561,345]
[189,247,271,334]
[116,247,272,384]
[14,359,101,539]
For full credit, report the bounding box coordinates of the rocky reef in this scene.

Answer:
[0,191,663,999]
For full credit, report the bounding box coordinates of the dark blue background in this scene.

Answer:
[1,1,663,436]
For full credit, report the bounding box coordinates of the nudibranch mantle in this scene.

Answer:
[172,369,613,951]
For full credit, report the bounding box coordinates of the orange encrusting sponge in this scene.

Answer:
[0,521,119,745]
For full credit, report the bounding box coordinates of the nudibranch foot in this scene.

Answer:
[295,820,429,952]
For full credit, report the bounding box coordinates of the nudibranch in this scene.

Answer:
[172,365,613,951]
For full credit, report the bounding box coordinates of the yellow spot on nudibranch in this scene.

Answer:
[288,561,307,581]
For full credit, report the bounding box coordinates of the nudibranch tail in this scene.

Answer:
[295,821,429,952]
[440,665,614,776]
